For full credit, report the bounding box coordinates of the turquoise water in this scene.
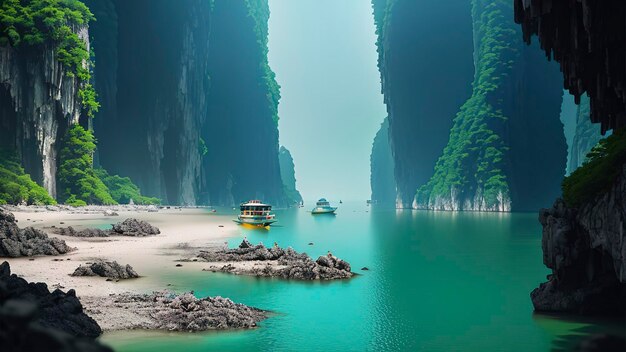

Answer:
[102,203,624,351]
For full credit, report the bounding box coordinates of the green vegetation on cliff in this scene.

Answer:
[0,149,55,205]
[563,128,626,207]
[94,168,160,205]
[0,0,99,117]
[567,95,606,174]
[245,0,280,124]
[57,124,114,206]
[57,124,158,206]
[416,0,515,210]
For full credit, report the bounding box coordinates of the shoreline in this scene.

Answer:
[3,206,249,332]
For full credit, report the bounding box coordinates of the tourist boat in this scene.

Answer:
[311,198,338,214]
[233,200,277,227]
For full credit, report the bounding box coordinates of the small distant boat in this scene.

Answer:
[233,200,277,227]
[311,198,338,214]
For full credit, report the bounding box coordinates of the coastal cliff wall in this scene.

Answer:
[202,0,287,207]
[515,0,626,315]
[414,0,565,212]
[86,0,287,206]
[0,24,88,199]
[371,0,474,208]
[370,117,396,206]
[278,146,302,205]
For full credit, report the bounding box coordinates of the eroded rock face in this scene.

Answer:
[54,226,110,238]
[532,167,626,315]
[0,209,72,257]
[197,240,353,280]
[82,291,266,331]
[515,0,626,133]
[0,262,106,347]
[72,261,139,279]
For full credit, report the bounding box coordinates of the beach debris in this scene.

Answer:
[71,261,139,279]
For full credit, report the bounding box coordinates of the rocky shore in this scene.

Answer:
[196,239,354,280]
[0,261,110,351]
[0,209,72,257]
[82,291,267,331]
[532,167,626,315]
[72,261,139,280]
[52,218,160,238]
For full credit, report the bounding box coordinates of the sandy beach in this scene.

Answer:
[4,207,240,302]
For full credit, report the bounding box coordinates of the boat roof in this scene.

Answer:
[241,200,271,206]
[318,198,328,202]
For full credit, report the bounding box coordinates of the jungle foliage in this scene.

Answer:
[0,149,55,205]
[0,0,99,117]
[563,128,626,207]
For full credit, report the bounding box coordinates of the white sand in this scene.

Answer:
[5,208,241,299]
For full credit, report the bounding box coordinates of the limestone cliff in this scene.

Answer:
[86,0,288,206]
[0,27,88,199]
[414,0,566,212]
[567,96,605,174]
[371,0,474,208]
[278,146,302,205]
[370,117,396,206]
[533,170,626,315]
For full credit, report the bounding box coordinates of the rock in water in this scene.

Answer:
[198,240,354,280]
[111,218,160,236]
[72,261,139,279]
[0,261,110,351]
[532,166,626,315]
[0,209,72,257]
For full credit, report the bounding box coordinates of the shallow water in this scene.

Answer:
[102,202,624,351]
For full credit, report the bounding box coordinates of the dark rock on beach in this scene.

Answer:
[82,291,266,332]
[71,261,139,280]
[0,209,72,257]
[0,261,110,351]
[111,218,160,237]
[53,218,160,238]
[198,239,354,280]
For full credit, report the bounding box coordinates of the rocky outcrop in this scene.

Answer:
[0,261,104,340]
[532,167,626,315]
[0,209,72,257]
[372,0,474,207]
[111,218,160,236]
[54,218,159,238]
[515,0,626,133]
[370,117,396,206]
[71,261,139,279]
[197,239,354,280]
[82,291,266,331]
[414,0,565,212]
[278,146,303,205]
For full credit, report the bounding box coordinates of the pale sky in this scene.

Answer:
[268,0,387,202]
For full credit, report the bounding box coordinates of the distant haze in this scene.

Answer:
[268,0,387,202]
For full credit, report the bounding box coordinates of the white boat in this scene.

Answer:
[311,198,337,214]
[233,200,277,227]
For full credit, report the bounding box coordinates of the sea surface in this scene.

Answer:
[102,202,624,351]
